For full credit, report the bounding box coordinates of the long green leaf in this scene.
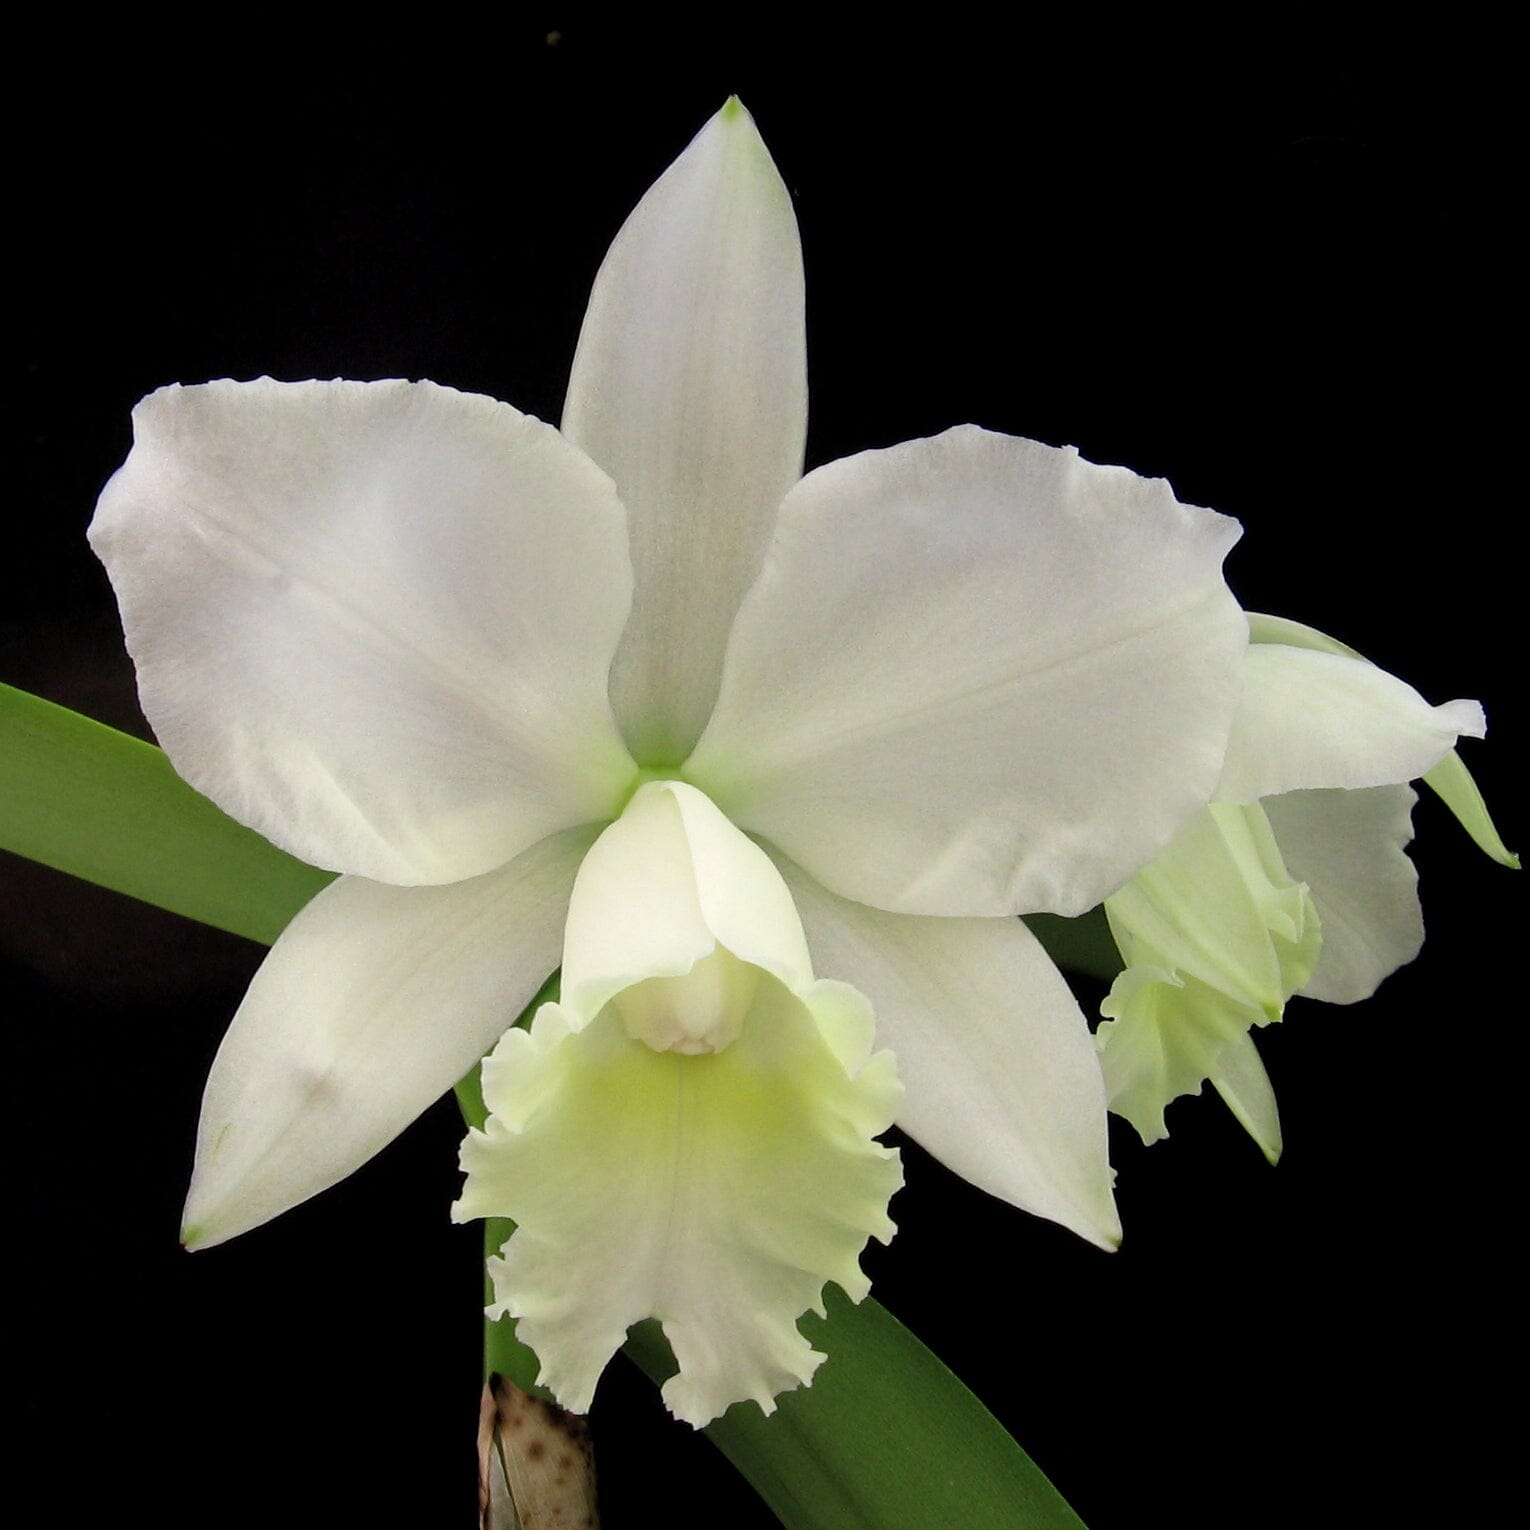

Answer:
[0,683,332,942]
[2,684,1088,1528]
[633,1303,1083,1530]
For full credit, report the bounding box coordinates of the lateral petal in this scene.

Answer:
[91,379,637,885]
[182,825,595,1249]
[562,100,807,765]
[687,427,1245,917]
[1262,785,1424,1005]
[777,856,1121,1251]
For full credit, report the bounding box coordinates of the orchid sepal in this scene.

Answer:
[1247,611,1516,866]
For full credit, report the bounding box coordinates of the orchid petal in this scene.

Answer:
[1247,611,1515,865]
[1104,803,1322,1019]
[1245,610,1363,657]
[1099,801,1319,1146]
[562,100,807,765]
[1210,1033,1283,1164]
[1263,785,1424,1005]
[777,855,1121,1250]
[455,973,901,1428]
[182,825,595,1248]
[91,380,636,885]
[1216,643,1483,804]
[686,427,1245,917]
[1097,962,1275,1148]
[1424,749,1520,869]
[559,779,813,1023]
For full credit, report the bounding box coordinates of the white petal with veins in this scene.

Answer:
[1263,785,1423,1004]
[182,825,595,1248]
[778,855,1120,1250]
[688,426,1246,917]
[563,100,807,764]
[1216,643,1483,804]
[91,379,637,885]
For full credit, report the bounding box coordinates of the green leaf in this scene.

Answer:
[3,684,1088,1527]
[1024,907,1122,982]
[0,683,331,943]
[629,1303,1085,1530]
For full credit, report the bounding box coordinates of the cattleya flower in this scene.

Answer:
[1097,612,1509,1159]
[88,101,1250,1424]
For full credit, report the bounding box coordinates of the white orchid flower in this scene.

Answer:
[88,100,1249,1425]
[1097,612,1501,1160]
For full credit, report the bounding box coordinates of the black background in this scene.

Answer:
[7,19,1518,1528]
